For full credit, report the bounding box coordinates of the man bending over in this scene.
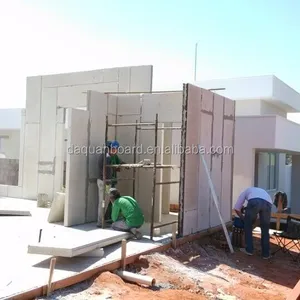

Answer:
[109,188,144,240]
[234,186,272,259]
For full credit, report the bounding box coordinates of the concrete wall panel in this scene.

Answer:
[53,123,65,194]
[26,76,42,123]
[42,68,119,88]
[183,85,235,235]
[129,66,153,92]
[64,108,89,226]
[221,120,234,221]
[198,113,212,230]
[39,88,57,162]
[18,109,26,186]
[57,83,118,108]
[141,93,182,123]
[22,124,39,199]
[87,91,109,222]
[209,94,224,227]
[184,85,201,212]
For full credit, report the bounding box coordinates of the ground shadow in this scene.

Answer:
[33,256,101,273]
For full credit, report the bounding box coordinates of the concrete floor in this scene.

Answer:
[0,197,171,299]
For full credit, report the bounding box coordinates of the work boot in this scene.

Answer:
[130,228,143,240]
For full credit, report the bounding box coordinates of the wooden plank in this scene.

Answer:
[287,279,300,300]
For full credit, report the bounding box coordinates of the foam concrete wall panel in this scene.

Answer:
[86,91,110,222]
[115,95,141,197]
[37,87,58,198]
[141,93,182,123]
[182,85,235,236]
[198,113,212,230]
[21,65,153,204]
[22,124,39,199]
[57,83,118,108]
[42,68,119,88]
[25,76,42,123]
[18,109,26,187]
[64,108,89,226]
[209,94,223,227]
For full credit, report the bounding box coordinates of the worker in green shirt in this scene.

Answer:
[109,188,144,240]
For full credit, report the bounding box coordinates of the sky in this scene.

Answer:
[1,0,300,116]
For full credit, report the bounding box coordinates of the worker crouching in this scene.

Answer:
[109,188,144,240]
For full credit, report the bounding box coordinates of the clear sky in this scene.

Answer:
[1,0,300,114]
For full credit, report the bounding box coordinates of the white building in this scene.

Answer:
[0,108,23,159]
[196,75,300,214]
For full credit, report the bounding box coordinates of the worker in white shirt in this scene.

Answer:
[234,187,273,259]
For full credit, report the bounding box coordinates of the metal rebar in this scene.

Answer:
[133,120,138,198]
[104,90,182,95]
[104,178,135,183]
[38,229,42,243]
[106,164,179,169]
[102,115,108,229]
[155,181,180,185]
[150,113,158,240]
[137,127,181,131]
[153,221,178,229]
[109,122,155,127]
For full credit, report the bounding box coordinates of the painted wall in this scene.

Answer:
[182,85,235,236]
[233,115,300,208]
[235,100,287,118]
[196,75,300,112]
[18,66,153,201]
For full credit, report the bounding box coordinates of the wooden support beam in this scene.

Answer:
[287,279,300,300]
[121,239,127,271]
[172,223,177,249]
[47,257,56,296]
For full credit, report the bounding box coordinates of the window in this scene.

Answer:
[268,153,277,190]
[255,152,278,191]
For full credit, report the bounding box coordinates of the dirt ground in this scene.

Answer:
[42,233,300,300]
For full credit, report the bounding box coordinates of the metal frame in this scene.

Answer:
[102,112,181,240]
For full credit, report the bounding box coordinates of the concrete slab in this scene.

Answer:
[0,197,169,299]
[0,197,32,216]
[28,229,131,257]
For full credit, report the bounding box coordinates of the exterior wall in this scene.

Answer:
[196,75,300,112]
[0,129,20,159]
[233,116,276,202]
[235,100,286,117]
[182,85,234,236]
[19,65,153,200]
[234,115,300,208]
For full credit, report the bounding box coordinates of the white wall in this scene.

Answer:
[235,100,287,117]
[196,75,300,112]
[17,66,153,200]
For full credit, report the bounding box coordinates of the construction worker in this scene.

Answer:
[97,140,126,227]
[109,188,144,239]
[234,187,273,259]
